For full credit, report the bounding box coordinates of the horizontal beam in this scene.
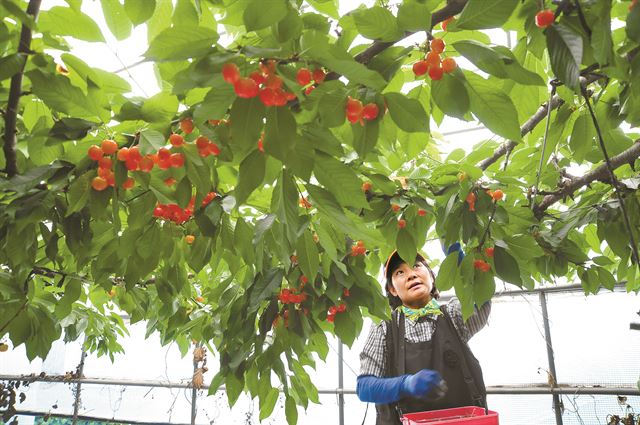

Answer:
[2,374,638,396]
[9,409,190,425]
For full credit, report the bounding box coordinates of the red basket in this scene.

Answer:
[401,406,499,425]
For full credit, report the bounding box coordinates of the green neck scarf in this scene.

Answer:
[398,299,442,322]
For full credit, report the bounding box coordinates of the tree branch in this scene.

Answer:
[2,0,42,178]
[478,74,602,171]
[533,140,640,217]
[325,0,468,81]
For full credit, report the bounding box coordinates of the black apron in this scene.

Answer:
[375,308,487,425]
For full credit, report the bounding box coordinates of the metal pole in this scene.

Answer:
[539,291,563,425]
[72,344,88,425]
[338,339,344,425]
[191,351,198,425]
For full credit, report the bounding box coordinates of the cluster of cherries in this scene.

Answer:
[412,38,457,81]
[278,287,308,305]
[350,240,366,256]
[345,97,379,124]
[327,288,351,323]
[152,192,217,225]
[222,60,326,106]
[473,259,491,272]
[88,139,134,191]
[466,189,504,212]
[178,118,221,157]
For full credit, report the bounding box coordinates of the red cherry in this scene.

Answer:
[413,60,429,76]
[265,74,283,90]
[234,78,259,98]
[362,103,379,121]
[222,63,240,84]
[169,134,184,147]
[117,147,129,161]
[249,71,265,85]
[296,68,312,86]
[91,176,108,191]
[158,147,171,161]
[138,156,154,173]
[196,136,210,150]
[101,139,118,155]
[430,38,445,54]
[398,219,406,229]
[122,177,135,190]
[417,209,427,216]
[312,68,325,83]
[170,153,185,168]
[259,87,277,106]
[429,66,444,81]
[98,157,112,169]
[88,145,103,161]
[180,119,194,134]
[442,57,457,73]
[535,9,555,28]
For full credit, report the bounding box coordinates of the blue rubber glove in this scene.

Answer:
[357,369,442,404]
[400,369,443,398]
[444,242,465,265]
[357,375,406,404]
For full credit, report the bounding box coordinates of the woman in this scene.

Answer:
[357,250,491,425]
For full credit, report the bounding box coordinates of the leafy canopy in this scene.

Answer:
[1,0,640,422]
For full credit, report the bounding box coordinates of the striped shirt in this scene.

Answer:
[359,299,491,377]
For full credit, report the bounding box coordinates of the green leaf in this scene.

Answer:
[140,92,179,123]
[27,70,106,119]
[313,153,368,209]
[494,246,523,286]
[235,150,266,205]
[230,97,266,150]
[38,6,105,42]
[473,270,495,307]
[48,118,99,141]
[67,172,93,216]
[351,120,379,158]
[285,396,298,425]
[397,1,432,32]
[274,9,303,42]
[297,231,319,283]
[431,74,470,120]
[124,0,156,25]
[384,92,429,133]
[569,113,595,162]
[352,7,403,41]
[0,53,26,81]
[243,0,288,31]
[193,77,237,123]
[264,106,297,160]
[627,3,640,43]
[456,0,518,30]
[546,24,583,91]
[590,1,613,65]
[249,268,284,310]
[435,252,461,292]
[101,0,132,40]
[464,72,522,141]
[504,234,544,259]
[395,228,417,268]
[138,129,166,155]
[259,387,280,421]
[145,26,218,60]
[272,170,300,246]
[187,236,213,273]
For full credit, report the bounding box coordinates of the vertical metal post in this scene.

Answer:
[338,339,344,425]
[539,291,563,425]
[190,343,200,425]
[72,342,88,425]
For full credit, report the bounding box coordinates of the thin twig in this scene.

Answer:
[531,85,558,209]
[580,87,640,265]
[2,0,42,177]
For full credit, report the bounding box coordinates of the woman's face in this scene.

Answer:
[388,260,434,309]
